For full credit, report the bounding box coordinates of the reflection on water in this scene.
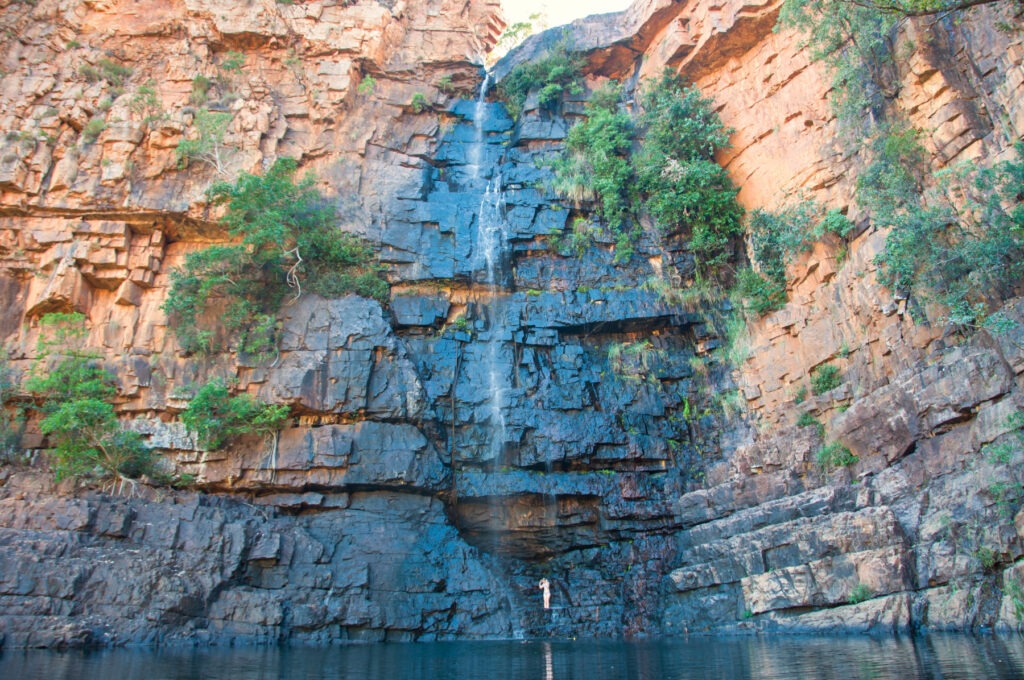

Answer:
[2,635,1024,680]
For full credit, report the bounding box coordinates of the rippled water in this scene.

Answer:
[3,635,1024,679]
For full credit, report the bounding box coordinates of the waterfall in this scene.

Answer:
[468,72,491,181]
[476,176,508,463]
[463,70,509,466]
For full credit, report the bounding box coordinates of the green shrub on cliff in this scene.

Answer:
[731,202,853,316]
[497,36,584,119]
[636,71,743,280]
[176,108,233,174]
[25,313,157,485]
[781,1,1024,329]
[816,441,856,470]
[163,158,388,356]
[180,379,288,450]
[810,364,842,395]
[549,72,743,275]
[871,138,1024,328]
[0,356,25,464]
[550,82,637,259]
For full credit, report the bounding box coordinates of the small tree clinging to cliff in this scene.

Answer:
[176,108,234,175]
[180,379,288,451]
[25,313,156,488]
[636,71,744,280]
[163,158,388,356]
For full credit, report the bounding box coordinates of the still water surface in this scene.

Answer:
[2,635,1024,679]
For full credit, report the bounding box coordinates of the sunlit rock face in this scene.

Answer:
[2,0,1024,646]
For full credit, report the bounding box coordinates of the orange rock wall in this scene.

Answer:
[0,0,502,422]
[631,1,1024,449]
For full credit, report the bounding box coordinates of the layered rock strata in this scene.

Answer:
[0,0,1023,647]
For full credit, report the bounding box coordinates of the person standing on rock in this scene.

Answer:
[538,578,551,609]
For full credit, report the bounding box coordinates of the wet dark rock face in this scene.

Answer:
[375,89,730,638]
[0,473,513,648]
[0,89,729,647]
[5,31,1023,645]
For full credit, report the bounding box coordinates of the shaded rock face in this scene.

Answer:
[1,0,1024,648]
[0,473,512,647]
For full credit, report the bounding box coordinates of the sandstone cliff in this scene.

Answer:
[1,0,1023,647]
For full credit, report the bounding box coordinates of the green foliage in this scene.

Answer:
[220,51,245,72]
[548,72,743,275]
[163,158,388,356]
[176,108,233,173]
[815,208,855,239]
[794,386,808,404]
[130,80,162,123]
[816,441,857,470]
[782,1,1022,330]
[872,139,1024,328]
[779,0,898,129]
[80,58,132,86]
[797,411,824,436]
[975,545,1000,571]
[636,71,743,280]
[549,217,600,257]
[357,75,376,95]
[496,36,584,119]
[190,75,212,106]
[492,13,544,56]
[721,311,752,367]
[733,202,851,316]
[25,314,156,483]
[608,340,665,384]
[1006,578,1024,623]
[732,267,786,316]
[0,356,24,464]
[81,117,106,143]
[550,82,637,250]
[410,93,429,113]
[988,481,1024,519]
[810,364,842,394]
[180,379,288,450]
[848,583,873,605]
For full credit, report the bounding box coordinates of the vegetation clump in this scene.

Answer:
[780,0,1024,330]
[636,71,743,280]
[549,72,742,275]
[869,135,1024,328]
[180,379,288,451]
[176,108,234,174]
[496,37,584,120]
[0,357,24,464]
[732,202,853,316]
[816,441,857,470]
[608,340,665,384]
[163,158,388,356]
[810,364,842,395]
[25,314,157,487]
[848,583,873,605]
[550,82,637,259]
